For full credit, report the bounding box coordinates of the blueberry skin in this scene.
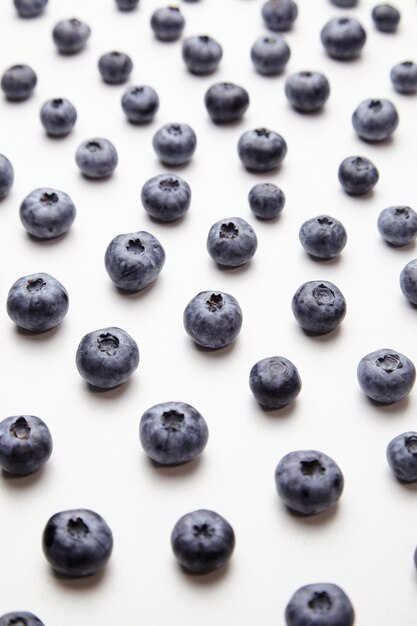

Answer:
[52,18,91,54]
[387,432,417,482]
[330,0,357,6]
[116,0,139,9]
[182,35,223,75]
[0,154,14,200]
[0,612,45,626]
[207,217,258,267]
[42,509,113,577]
[151,6,185,41]
[291,280,346,335]
[390,61,417,94]
[338,155,379,196]
[400,259,417,304]
[171,509,235,574]
[275,450,344,515]
[139,401,209,465]
[0,415,52,476]
[14,0,47,17]
[285,583,354,626]
[75,138,118,179]
[357,349,416,403]
[121,85,159,124]
[372,4,400,32]
[238,128,287,172]
[249,356,302,410]
[299,215,347,259]
[76,326,139,389]
[141,174,191,222]
[104,231,165,291]
[152,123,197,166]
[204,82,249,123]
[7,272,69,333]
[250,35,291,75]
[285,71,330,113]
[320,17,367,60]
[98,51,133,85]
[352,98,399,142]
[40,98,77,137]
[248,183,285,220]
[377,206,417,247]
[1,64,37,101]
[183,291,242,349]
[261,0,298,32]
[20,188,76,240]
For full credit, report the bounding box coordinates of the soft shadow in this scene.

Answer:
[191,339,237,357]
[280,501,340,526]
[14,324,62,342]
[253,212,283,224]
[240,163,285,177]
[126,117,156,128]
[356,135,395,148]
[299,324,342,342]
[114,277,161,300]
[305,253,343,265]
[209,117,247,129]
[253,397,298,420]
[367,395,410,414]
[287,104,327,118]
[177,560,232,584]
[383,240,416,254]
[2,465,46,487]
[396,479,417,491]
[26,231,72,246]
[51,567,107,590]
[79,172,116,183]
[341,188,376,202]
[213,260,253,274]
[84,376,134,398]
[157,159,193,173]
[148,454,203,477]
[147,212,187,228]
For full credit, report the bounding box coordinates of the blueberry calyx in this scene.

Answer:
[192,523,214,538]
[206,293,223,311]
[67,517,89,538]
[313,285,335,305]
[159,178,179,191]
[126,238,145,254]
[300,459,326,477]
[405,435,417,454]
[26,278,46,293]
[376,353,402,372]
[10,416,31,439]
[308,591,333,613]
[219,222,239,239]
[97,333,119,356]
[162,410,185,431]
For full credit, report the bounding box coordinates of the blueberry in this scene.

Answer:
[387,432,417,482]
[152,123,197,166]
[261,0,298,32]
[52,18,91,54]
[248,183,285,220]
[115,0,139,9]
[98,51,133,85]
[400,259,417,304]
[75,138,118,179]
[1,64,37,101]
[40,98,77,137]
[171,509,235,574]
[104,230,165,291]
[182,35,223,75]
[121,85,159,124]
[237,128,287,172]
[299,215,347,259]
[76,327,139,389]
[7,272,69,333]
[206,217,258,267]
[372,4,400,32]
[352,98,399,142]
[139,401,209,465]
[285,71,330,112]
[204,82,249,123]
[183,291,243,349]
[42,509,113,577]
[0,612,45,626]
[357,349,416,403]
[14,0,47,17]
[249,356,302,410]
[330,0,357,5]
[275,450,344,515]
[151,6,185,41]
[338,155,379,196]
[0,154,14,200]
[377,206,417,246]
[291,280,346,335]
[390,61,417,95]
[20,188,76,239]
[320,17,367,60]
[250,35,291,75]
[0,415,52,476]
[141,174,191,222]
[285,583,354,626]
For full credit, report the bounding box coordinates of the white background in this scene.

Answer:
[0,0,417,623]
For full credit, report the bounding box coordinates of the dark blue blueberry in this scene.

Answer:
[206,217,258,267]
[320,17,367,60]
[387,432,417,482]
[377,206,417,246]
[14,0,47,17]
[98,51,133,84]
[42,509,113,577]
[183,291,242,349]
[285,71,330,112]
[285,583,354,626]
[291,280,346,335]
[104,230,165,291]
[357,349,416,403]
[352,98,399,142]
[0,415,52,476]
[0,154,14,200]
[338,155,379,195]
[152,123,196,166]
[115,0,139,9]
[299,215,347,259]
[390,61,417,94]
[151,6,185,41]
[121,85,159,124]
[237,128,287,172]
[250,35,291,75]
[182,35,223,75]
[261,0,298,31]
[171,509,235,574]
[400,259,417,304]
[275,450,344,515]
[141,174,191,222]
[0,612,45,626]
[204,82,249,123]
[330,0,357,5]
[20,187,76,239]
[7,272,69,333]
[248,183,285,219]
[40,98,77,137]
[76,326,139,389]
[372,4,400,32]
[1,64,37,101]
[52,18,91,54]
[139,401,209,465]
[249,356,302,410]
[75,137,118,179]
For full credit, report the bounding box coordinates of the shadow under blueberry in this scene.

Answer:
[367,394,410,415]
[191,339,237,357]
[286,104,327,119]
[213,260,253,274]
[1,465,46,487]
[176,560,232,585]
[355,134,395,149]
[84,376,134,398]
[208,116,247,130]
[339,188,376,202]
[147,454,203,478]
[278,500,340,527]
[14,323,62,342]
[252,396,299,420]
[26,231,72,246]
[299,324,342,342]
[78,172,116,184]
[114,277,161,300]
[305,253,343,266]
[147,212,187,228]
[158,159,195,173]
[240,163,285,177]
[50,566,107,590]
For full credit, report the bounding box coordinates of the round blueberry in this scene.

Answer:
[387,432,417,482]
[248,183,285,220]
[76,326,139,389]
[52,18,91,54]
[1,64,37,101]
[171,509,235,574]
[291,280,346,334]
[75,138,118,179]
[141,174,191,222]
[377,206,417,247]
[285,71,330,112]
[20,187,76,239]
[152,123,197,166]
[250,35,291,75]
[0,612,45,626]
[42,509,113,577]
[182,35,223,75]
[285,583,354,626]
[275,450,344,515]
[390,61,417,95]
[183,291,243,349]
[139,401,209,465]
[40,98,77,137]
[104,231,165,291]
[372,4,400,32]
[261,0,298,32]
[151,6,185,41]
[207,217,257,267]
[14,0,47,17]
[249,356,302,410]
[299,215,347,259]
[330,0,357,5]
[320,17,367,60]
[204,82,249,123]
[0,154,14,200]
[0,415,52,476]
[352,98,399,142]
[400,259,417,304]
[357,349,416,403]
[121,85,159,124]
[98,51,133,85]
[7,272,69,333]
[237,128,287,172]
[115,0,140,9]
[338,155,379,196]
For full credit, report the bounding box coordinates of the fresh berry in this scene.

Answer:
[152,123,197,166]
[1,64,37,101]
[261,0,298,32]
[250,35,291,75]
[338,155,379,195]
[141,174,191,222]
[285,583,354,626]
[400,259,417,304]
[377,206,417,246]
[19,188,76,239]
[387,432,417,482]
[249,356,302,409]
[299,215,347,259]
[206,217,258,267]
[352,98,399,142]
[14,0,47,17]
[75,138,118,178]
[248,183,285,219]
[0,612,45,626]
[52,18,91,54]
[115,0,140,9]
[0,415,52,476]
[183,291,243,349]
[0,154,14,200]
[291,280,346,335]
[98,51,133,84]
[237,128,287,172]
[285,71,330,112]
[40,98,77,137]
[320,17,366,60]
[151,6,185,41]
[121,85,159,124]
[204,82,249,123]
[357,349,416,403]
[182,35,223,75]
[390,61,417,94]
[371,4,400,32]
